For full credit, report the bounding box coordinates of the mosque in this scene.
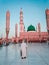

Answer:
[12,8,49,43]
[0,8,49,45]
[2,8,48,44]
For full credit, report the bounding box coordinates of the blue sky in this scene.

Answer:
[0,0,49,38]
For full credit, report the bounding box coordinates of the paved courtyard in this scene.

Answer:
[0,43,49,65]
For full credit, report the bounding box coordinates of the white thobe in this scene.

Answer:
[21,43,27,57]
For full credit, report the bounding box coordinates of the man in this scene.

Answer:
[20,40,27,59]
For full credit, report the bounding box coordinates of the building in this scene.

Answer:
[12,8,49,43]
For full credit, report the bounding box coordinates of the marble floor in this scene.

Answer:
[0,43,49,65]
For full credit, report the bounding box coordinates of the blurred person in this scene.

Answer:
[20,40,27,59]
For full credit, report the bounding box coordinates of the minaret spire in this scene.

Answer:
[20,8,23,24]
[20,8,24,32]
[6,10,10,44]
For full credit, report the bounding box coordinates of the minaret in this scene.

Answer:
[20,8,24,32]
[46,9,49,32]
[46,9,49,44]
[38,23,40,32]
[6,11,10,44]
[38,23,41,42]
[15,23,18,37]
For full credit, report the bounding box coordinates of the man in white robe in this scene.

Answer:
[20,40,27,59]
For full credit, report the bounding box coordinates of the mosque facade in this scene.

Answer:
[0,8,49,45]
[12,8,49,43]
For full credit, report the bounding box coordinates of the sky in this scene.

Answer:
[0,0,49,38]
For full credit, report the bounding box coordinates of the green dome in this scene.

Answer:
[27,25,35,31]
